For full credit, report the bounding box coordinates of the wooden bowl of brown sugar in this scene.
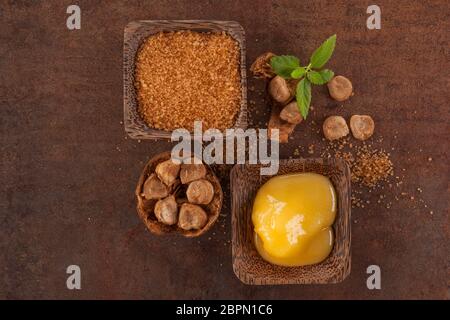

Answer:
[136,152,223,237]
[123,20,247,139]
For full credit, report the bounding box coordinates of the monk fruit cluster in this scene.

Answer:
[250,35,354,143]
[141,157,218,231]
[269,35,338,119]
[323,115,375,141]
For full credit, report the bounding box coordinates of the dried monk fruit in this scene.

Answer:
[327,75,353,101]
[154,195,178,225]
[180,161,207,184]
[186,179,214,205]
[178,203,208,230]
[269,76,293,104]
[323,115,349,141]
[350,115,375,141]
[155,159,180,186]
[143,174,169,199]
[280,101,303,124]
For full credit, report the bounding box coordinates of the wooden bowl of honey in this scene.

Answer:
[230,158,351,285]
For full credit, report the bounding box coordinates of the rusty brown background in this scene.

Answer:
[0,0,448,299]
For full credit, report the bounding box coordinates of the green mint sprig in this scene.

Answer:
[270,34,337,119]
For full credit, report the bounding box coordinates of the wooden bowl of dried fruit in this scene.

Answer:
[136,152,223,237]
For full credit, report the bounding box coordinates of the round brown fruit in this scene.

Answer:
[143,174,168,200]
[279,101,303,124]
[180,160,207,184]
[154,195,178,225]
[186,179,214,205]
[323,115,349,141]
[268,76,292,104]
[327,75,353,102]
[350,115,375,140]
[178,203,208,230]
[155,159,180,186]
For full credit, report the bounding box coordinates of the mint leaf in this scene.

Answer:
[307,69,334,85]
[291,67,307,79]
[270,55,300,78]
[307,71,323,84]
[296,78,311,119]
[318,69,334,82]
[310,34,336,69]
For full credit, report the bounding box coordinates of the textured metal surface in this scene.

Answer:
[0,0,448,299]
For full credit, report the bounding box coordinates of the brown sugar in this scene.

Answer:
[319,137,397,209]
[135,31,241,131]
[351,146,394,187]
[321,138,394,189]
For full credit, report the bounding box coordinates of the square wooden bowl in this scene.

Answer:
[230,158,351,285]
[123,20,248,139]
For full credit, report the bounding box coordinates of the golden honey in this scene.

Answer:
[252,173,337,266]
